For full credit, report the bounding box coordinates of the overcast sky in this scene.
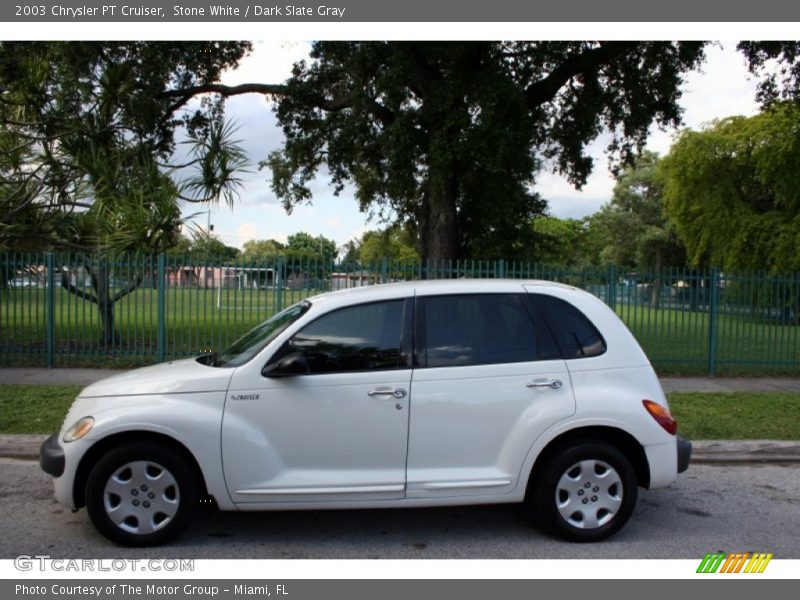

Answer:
[186,41,763,250]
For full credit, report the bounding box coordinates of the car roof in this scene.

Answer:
[305,278,578,306]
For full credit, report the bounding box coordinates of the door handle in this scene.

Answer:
[368,387,407,399]
[526,379,563,390]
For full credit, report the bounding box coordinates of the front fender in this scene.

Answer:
[68,392,234,510]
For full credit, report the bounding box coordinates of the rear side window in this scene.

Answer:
[417,294,552,367]
[532,295,606,359]
[283,300,405,374]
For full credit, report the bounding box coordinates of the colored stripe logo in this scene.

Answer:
[697,552,773,573]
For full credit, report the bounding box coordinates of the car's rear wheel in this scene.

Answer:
[529,440,637,542]
[85,442,198,546]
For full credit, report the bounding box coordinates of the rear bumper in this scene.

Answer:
[677,435,692,473]
[39,433,65,478]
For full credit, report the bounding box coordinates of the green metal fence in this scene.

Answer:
[1,252,799,375]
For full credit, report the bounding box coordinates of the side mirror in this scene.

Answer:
[262,352,309,377]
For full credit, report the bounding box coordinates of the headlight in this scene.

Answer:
[63,416,94,443]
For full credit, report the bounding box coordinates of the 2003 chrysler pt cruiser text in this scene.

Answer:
[40,280,691,546]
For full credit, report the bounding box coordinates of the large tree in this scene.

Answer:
[0,41,251,249]
[359,224,419,265]
[284,232,338,263]
[241,238,285,263]
[0,42,251,345]
[168,232,240,264]
[530,216,593,267]
[591,151,685,270]
[261,42,709,260]
[661,104,800,271]
[6,41,800,268]
[739,42,800,105]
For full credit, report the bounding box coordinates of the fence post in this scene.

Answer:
[157,252,166,363]
[45,252,55,368]
[380,257,388,284]
[275,257,284,312]
[707,267,720,377]
[607,264,617,310]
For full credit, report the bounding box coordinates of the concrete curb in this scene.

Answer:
[0,434,48,461]
[690,440,800,464]
[3,434,799,464]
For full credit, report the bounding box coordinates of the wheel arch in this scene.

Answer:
[524,425,651,499]
[72,431,210,509]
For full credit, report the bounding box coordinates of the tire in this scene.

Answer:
[528,440,637,542]
[85,442,198,546]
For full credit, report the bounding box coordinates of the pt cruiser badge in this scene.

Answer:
[230,394,260,401]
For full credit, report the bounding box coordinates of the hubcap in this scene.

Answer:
[103,461,180,535]
[555,459,622,529]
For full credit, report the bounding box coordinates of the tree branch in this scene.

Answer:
[524,42,636,108]
[111,273,143,303]
[161,82,364,114]
[177,193,216,203]
[161,82,288,99]
[60,271,98,304]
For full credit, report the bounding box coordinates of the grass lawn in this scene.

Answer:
[668,392,800,440]
[2,285,800,374]
[0,384,798,439]
[0,384,82,434]
[0,287,292,368]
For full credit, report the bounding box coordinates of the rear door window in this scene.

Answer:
[417,294,558,367]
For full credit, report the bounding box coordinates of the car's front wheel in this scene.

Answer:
[85,442,198,546]
[529,440,637,542]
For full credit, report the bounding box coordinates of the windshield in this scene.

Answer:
[210,301,311,368]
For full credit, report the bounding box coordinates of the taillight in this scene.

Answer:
[642,400,678,435]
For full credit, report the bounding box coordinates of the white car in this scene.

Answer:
[40,279,691,546]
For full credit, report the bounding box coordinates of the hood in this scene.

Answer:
[78,358,234,398]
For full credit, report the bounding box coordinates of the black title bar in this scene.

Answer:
[4,0,800,22]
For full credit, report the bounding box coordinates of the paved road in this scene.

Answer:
[1,458,798,559]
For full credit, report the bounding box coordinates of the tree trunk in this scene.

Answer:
[61,259,144,350]
[419,167,460,263]
[89,263,120,348]
[689,270,700,312]
[651,248,662,309]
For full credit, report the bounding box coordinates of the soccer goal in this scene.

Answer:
[215,267,278,311]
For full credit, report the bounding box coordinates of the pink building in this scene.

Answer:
[167,266,276,289]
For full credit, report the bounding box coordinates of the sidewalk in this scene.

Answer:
[3,367,800,392]
[1,368,799,464]
[660,377,800,394]
[0,367,128,386]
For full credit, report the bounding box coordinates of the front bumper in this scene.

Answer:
[39,433,65,477]
[677,435,692,473]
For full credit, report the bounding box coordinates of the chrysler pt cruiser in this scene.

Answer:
[40,280,691,546]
